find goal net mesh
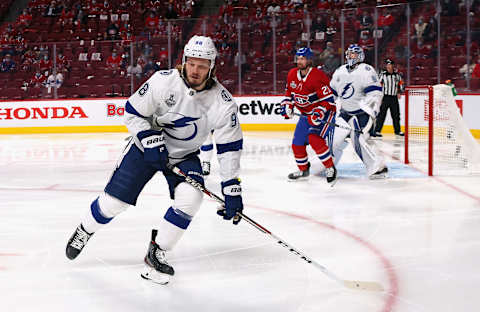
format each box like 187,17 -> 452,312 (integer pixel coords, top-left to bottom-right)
405,84 -> 480,175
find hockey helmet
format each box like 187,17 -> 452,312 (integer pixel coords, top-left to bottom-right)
345,44 -> 365,67
384,58 -> 395,65
295,47 -> 313,59
183,35 -> 217,70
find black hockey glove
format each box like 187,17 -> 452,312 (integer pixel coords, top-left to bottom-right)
137,130 -> 169,171
218,178 -> 243,225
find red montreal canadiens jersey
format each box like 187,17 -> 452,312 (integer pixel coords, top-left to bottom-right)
285,67 -> 335,115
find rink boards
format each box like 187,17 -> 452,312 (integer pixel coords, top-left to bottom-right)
0,95 -> 479,137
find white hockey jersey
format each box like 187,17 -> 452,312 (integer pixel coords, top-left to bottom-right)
124,69 -> 242,181
330,63 -> 383,116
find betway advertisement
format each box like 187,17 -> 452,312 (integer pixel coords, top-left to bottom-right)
0,95 -> 479,132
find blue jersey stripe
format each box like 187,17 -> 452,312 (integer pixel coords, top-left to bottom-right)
364,85 -> 382,93
200,144 -> 214,152
125,100 -> 146,118
216,139 -> 243,154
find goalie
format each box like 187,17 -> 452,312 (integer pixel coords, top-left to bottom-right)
329,44 -> 388,178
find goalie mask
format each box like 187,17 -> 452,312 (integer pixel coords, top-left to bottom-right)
345,44 -> 365,68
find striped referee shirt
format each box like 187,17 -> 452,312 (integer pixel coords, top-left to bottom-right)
379,70 -> 403,96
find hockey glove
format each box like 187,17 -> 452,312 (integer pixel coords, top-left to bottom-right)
280,99 -> 294,119
137,130 -> 169,171
218,178 -> 243,225
307,107 -> 327,126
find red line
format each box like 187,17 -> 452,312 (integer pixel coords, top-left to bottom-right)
0,185 -> 397,310
246,204 -> 398,312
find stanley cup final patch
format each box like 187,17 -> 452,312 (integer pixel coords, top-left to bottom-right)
165,92 -> 176,107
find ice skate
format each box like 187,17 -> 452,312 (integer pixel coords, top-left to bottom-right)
66,224 -> 93,260
141,229 -> 174,285
288,166 -> 310,181
325,166 -> 337,186
202,161 -> 211,176
369,167 -> 388,179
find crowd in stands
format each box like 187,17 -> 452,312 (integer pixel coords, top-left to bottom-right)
0,0 -> 479,99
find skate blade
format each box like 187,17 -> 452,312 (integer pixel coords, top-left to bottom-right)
287,176 -> 309,182
369,173 -> 388,180
141,266 -> 171,285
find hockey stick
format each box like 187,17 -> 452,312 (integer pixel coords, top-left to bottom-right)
166,163 -> 384,292
294,112 -> 364,134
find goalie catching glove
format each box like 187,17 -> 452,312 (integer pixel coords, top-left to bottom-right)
217,178 -> 243,225
280,99 -> 294,119
137,130 -> 169,171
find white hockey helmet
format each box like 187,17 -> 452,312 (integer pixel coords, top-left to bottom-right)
182,35 -> 217,70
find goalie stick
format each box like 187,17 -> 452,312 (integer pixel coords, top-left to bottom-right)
293,112 -> 364,134
167,163 -> 384,292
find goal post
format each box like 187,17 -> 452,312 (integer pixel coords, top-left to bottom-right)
404,84 -> 480,176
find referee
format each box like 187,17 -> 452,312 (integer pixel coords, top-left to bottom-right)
373,58 -> 404,137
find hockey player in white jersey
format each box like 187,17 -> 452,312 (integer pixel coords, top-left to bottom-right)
65,35 -> 244,284
329,44 -> 388,178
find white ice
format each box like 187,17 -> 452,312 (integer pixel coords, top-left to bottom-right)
0,131 -> 479,312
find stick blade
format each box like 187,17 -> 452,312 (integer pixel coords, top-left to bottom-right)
343,280 -> 384,292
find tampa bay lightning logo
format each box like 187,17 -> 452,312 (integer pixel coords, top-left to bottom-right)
341,82 -> 355,99
157,113 -> 200,141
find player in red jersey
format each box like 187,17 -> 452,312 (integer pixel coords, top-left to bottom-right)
280,47 -> 337,185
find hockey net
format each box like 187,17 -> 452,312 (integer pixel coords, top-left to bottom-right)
405,84 -> 480,176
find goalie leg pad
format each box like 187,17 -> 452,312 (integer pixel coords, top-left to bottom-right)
348,114 -> 386,176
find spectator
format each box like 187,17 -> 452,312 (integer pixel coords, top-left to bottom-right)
423,16 -> 437,42
359,11 -> 373,29
17,9 -> 33,28
311,15 -> 326,33
165,4 -> 178,19
38,55 -> 52,72
414,16 -> 427,39
459,56 -> 475,78
0,54 -> 16,73
59,7 -> 75,27
234,51 -> 247,73
127,59 -> 142,78
267,1 -> 281,16
145,11 -> 159,30
159,46 -> 168,62
318,41 -> 334,63
322,52 -> 340,75
46,71 -> 64,91
143,59 -> 160,77
472,56 -> 480,79
106,50 -> 122,69
44,0 -> 62,17
278,36 -> 293,54
105,22 -> 120,40
29,71 -> 47,88
378,10 -> 395,32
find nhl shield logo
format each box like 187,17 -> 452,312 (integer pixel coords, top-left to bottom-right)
165,93 -> 176,107
290,81 -> 297,89
221,89 -> 232,102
